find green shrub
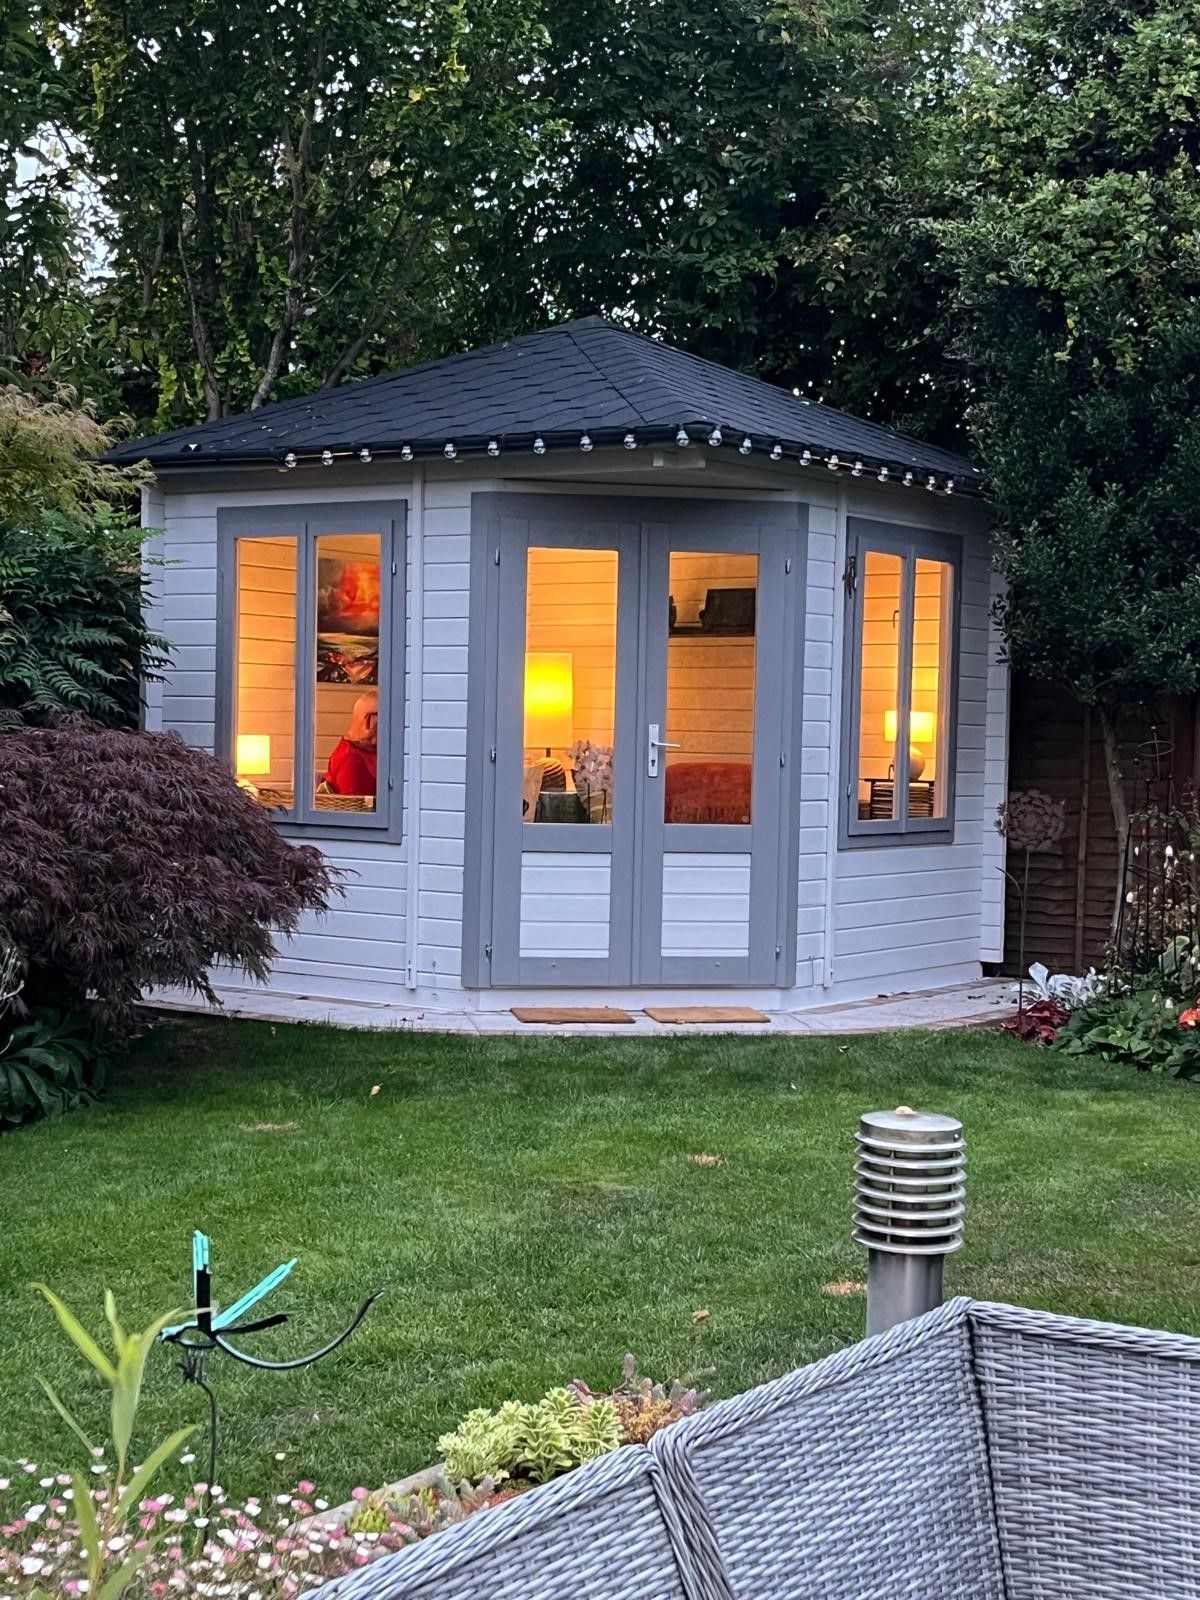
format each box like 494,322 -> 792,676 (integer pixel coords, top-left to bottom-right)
438,1388 -> 623,1486
0,1006 -> 109,1129
1055,991 -> 1200,1079
0,510 -> 168,729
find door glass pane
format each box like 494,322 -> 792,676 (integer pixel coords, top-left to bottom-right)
234,535 -> 297,810
314,533 -> 382,812
910,558 -> 953,820
664,551 -> 756,824
856,550 -> 903,821
523,546 -> 618,823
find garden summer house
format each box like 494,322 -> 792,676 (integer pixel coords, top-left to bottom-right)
111,319 -> 1008,1017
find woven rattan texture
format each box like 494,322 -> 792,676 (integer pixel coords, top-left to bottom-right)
652,1304 -> 1006,1599
319,1445 -> 720,1600
971,1304 -> 1200,1600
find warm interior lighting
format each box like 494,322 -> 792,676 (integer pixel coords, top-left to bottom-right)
524,652 -> 574,751
236,733 -> 272,776
884,709 -> 936,746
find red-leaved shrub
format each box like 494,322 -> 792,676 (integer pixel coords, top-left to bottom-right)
0,724 -> 335,1025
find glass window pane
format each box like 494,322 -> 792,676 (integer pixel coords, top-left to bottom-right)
910,558 -> 953,820
523,546 -> 617,823
235,536 -> 297,811
664,551 -> 756,825
856,550 -> 903,821
314,533 -> 382,813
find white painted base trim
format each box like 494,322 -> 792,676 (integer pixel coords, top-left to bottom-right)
146,975 -> 1012,1036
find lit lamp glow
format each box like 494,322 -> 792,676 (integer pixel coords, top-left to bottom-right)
236,733 -> 271,795
884,709 -> 936,780
524,653 -> 574,754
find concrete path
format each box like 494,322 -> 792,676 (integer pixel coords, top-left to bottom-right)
149,979 -> 1017,1037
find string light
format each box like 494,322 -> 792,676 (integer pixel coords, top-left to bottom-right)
925,474 -> 936,491
852,460 -> 863,477
487,439 -> 500,457
444,441 -> 457,459
770,443 -> 783,461
827,454 -> 840,471
877,466 -> 889,482
739,437 -> 752,455
675,427 -> 689,447
945,478 -> 955,495
623,432 -> 637,449
283,452 -> 297,469
533,436 -> 546,455
800,450 -> 812,466
903,470 -> 914,486
401,444 -> 413,462
358,447 -> 372,464
580,433 -> 593,452
707,427 -> 722,447
321,450 -> 334,467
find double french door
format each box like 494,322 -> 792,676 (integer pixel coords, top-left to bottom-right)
464,494 -> 805,988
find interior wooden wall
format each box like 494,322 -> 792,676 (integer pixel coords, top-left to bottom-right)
1001,676 -> 1197,974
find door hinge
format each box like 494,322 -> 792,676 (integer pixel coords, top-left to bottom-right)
391,560 -> 398,576
784,557 -> 792,574
842,552 -> 857,596
484,943 -> 493,961
776,944 -> 782,958
780,751 -> 787,768
489,746 -> 497,763
494,546 -> 501,565
387,776 -> 395,791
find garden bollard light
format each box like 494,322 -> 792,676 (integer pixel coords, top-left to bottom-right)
854,1106 -> 966,1337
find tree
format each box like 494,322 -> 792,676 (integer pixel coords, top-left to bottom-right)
0,724 -> 336,1024
62,0 -> 552,424
933,0 -> 1200,917
491,0 -> 972,445
0,8 -> 100,393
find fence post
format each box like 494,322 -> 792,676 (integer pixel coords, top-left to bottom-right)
854,1106 -> 966,1337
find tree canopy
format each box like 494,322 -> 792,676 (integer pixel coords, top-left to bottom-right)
9,0 -> 1200,807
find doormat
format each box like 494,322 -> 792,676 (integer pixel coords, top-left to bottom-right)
644,1006 -> 770,1024
510,1006 -> 638,1025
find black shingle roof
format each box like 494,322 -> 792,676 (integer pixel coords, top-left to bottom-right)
104,317 -> 979,488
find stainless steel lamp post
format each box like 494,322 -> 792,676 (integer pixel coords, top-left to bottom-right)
854,1106 -> 966,1337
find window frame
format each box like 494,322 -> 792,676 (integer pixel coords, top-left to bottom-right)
216,501 -> 406,840
839,517 -> 961,849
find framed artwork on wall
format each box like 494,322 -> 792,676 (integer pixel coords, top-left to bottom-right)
316,554 -> 381,684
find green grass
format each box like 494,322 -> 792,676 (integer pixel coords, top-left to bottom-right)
1,1017 -> 1198,1503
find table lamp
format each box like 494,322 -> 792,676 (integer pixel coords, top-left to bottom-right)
236,732 -> 271,797
524,653 -> 574,756
884,709 -> 936,780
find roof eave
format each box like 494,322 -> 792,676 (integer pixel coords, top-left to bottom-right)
112,422 -> 982,495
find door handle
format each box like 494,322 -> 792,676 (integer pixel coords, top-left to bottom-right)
647,723 -> 681,778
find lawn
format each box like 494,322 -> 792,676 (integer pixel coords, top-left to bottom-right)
1,1016 -> 1197,1505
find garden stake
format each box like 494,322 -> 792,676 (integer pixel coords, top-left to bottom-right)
854,1107 -> 966,1337
161,1231 -> 381,1498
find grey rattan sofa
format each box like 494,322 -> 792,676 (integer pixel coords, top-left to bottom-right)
322,1297 -> 1200,1600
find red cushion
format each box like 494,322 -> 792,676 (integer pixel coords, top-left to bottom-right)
664,762 -> 752,825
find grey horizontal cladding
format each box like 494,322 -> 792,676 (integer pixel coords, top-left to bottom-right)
106,320 -> 980,488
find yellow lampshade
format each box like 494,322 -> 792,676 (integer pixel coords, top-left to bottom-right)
884,709 -> 936,746
524,653 -> 574,750
236,733 -> 272,776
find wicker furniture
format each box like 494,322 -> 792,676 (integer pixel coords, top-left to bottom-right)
319,1298 -> 1200,1600
321,1445 -> 720,1600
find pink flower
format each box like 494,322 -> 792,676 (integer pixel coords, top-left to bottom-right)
350,1488 -> 368,1501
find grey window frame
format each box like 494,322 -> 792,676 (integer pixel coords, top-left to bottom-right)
839,516 -> 961,849
216,501 -> 405,841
